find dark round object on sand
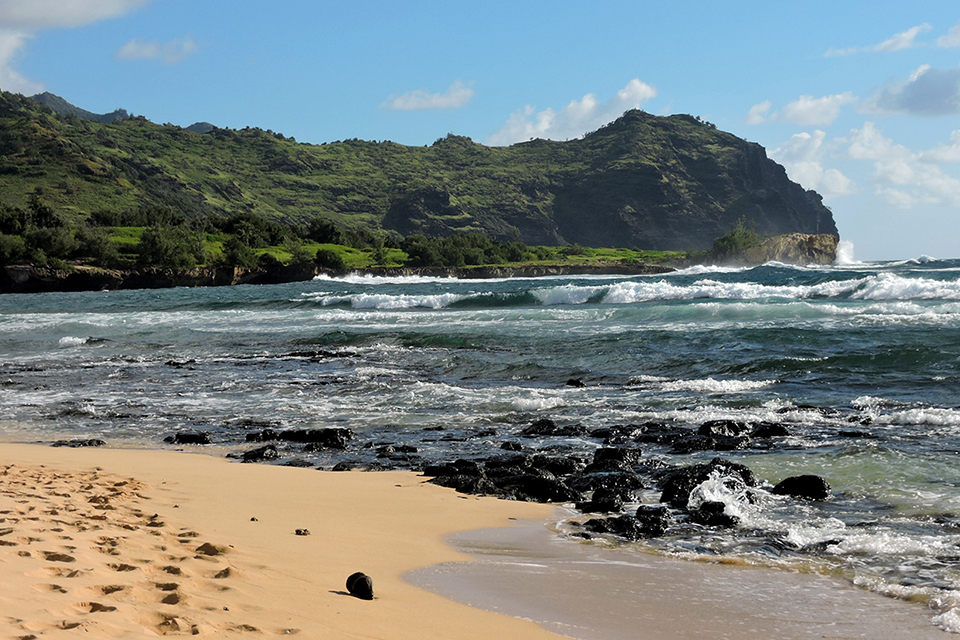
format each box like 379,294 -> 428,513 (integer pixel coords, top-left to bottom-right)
346,571 -> 374,600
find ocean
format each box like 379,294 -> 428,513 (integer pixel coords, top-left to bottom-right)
3,245 -> 960,632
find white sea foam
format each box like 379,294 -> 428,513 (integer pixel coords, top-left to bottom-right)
315,292 -> 465,309
511,395 -> 566,412
659,377 -> 776,394
933,607 -> 960,634
851,273 -> 960,301
834,240 -> 857,265
532,284 -> 605,306
58,336 -> 88,347
880,407 -> 960,427
668,264 -> 748,276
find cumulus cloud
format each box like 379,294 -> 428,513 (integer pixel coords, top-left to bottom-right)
487,78 -> 658,146
0,29 -> 41,93
771,130 -> 856,198
0,0 -> 149,29
937,21 -> 960,48
115,37 -> 198,65
381,80 -> 474,111
861,65 -> 960,116
745,100 -> 771,124
921,130 -> 960,163
746,93 -> 855,126
779,92 -> 856,125
845,122 -> 960,207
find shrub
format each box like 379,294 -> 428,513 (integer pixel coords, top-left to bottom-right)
223,235 -> 257,268
0,233 -> 27,264
712,217 -> 760,256
315,248 -> 346,271
138,226 -> 206,269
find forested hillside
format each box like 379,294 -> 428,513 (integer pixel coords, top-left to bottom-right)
0,91 -> 836,253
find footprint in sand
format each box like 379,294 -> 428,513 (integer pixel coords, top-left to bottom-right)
96,585 -> 126,595
71,601 -> 118,614
32,583 -> 68,594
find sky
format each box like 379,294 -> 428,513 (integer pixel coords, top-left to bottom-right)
2,1 -> 960,260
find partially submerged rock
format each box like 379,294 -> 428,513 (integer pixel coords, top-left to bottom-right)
772,474 -> 831,501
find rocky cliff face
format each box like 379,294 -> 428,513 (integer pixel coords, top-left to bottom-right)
725,233 -> 839,266
544,112 -> 837,250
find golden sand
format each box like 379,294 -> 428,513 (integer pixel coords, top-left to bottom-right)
0,443 -> 558,639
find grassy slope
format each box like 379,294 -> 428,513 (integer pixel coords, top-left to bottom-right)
0,91 -> 830,254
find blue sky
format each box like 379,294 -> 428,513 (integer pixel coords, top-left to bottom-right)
2,1 -> 960,260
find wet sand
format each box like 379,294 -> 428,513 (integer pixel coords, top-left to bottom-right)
409,517 -> 949,640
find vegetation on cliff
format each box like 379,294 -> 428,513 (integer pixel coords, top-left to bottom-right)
0,90 -> 836,257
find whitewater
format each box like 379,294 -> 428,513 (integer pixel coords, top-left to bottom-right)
2,255 -> 960,631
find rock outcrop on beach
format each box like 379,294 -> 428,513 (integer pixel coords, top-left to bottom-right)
721,233 -> 839,266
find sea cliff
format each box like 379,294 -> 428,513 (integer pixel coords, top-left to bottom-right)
0,233 -> 839,294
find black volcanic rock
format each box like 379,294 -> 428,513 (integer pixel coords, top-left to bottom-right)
772,475 -> 831,501
659,458 -> 759,508
164,431 -> 212,445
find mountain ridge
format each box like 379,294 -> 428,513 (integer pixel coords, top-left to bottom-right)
0,91 -> 837,251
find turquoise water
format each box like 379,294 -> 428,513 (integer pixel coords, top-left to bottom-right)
2,255 -> 960,629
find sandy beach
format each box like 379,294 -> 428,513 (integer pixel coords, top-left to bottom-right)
0,442 -> 558,639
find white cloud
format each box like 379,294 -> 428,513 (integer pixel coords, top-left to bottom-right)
921,130 -> 960,163
381,80 -> 474,111
746,93 -> 855,127
0,0 -> 151,94
937,21 -> 960,48
823,47 -> 858,58
823,23 -> 932,57
872,23 -> 931,52
0,0 -> 149,29
0,29 -> 41,93
846,122 -> 960,207
861,65 -> 960,116
745,100 -> 771,124
115,37 -> 198,65
487,78 -> 658,146
771,130 -> 856,198
778,92 -> 855,125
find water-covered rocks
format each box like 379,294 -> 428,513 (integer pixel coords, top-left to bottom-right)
51,438 -> 105,448
422,453 -> 583,503
245,427 -> 355,450
691,501 -> 739,527
658,457 -> 759,508
772,474 -> 831,500
227,444 -> 279,463
164,431 -> 212,445
634,505 -> 670,536
582,505 -> 672,540
521,418 -> 587,438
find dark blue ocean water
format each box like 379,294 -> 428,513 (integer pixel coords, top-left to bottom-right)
2,251 -> 960,629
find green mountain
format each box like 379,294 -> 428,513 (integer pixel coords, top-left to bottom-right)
29,92 -> 131,124
0,91 -> 836,250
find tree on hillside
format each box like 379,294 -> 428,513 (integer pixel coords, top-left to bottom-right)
138,226 -> 206,269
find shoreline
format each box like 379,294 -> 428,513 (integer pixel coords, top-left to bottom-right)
0,261 -> 676,294
3,442 -> 949,640
411,520 -> 950,640
0,442 -> 558,639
